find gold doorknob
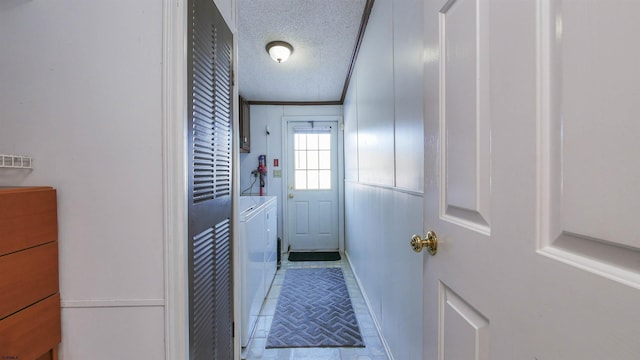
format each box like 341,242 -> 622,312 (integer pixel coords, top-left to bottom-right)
288,193 -> 294,199
410,231 -> 438,255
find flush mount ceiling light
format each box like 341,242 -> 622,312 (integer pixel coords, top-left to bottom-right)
266,41 -> 294,63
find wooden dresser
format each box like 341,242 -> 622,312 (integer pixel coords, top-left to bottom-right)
0,187 -> 61,360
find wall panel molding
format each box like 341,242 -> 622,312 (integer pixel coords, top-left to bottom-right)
345,179 -> 424,197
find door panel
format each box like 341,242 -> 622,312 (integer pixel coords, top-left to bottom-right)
439,0 -> 491,233
318,201 -> 332,234
187,0 -> 233,358
294,202 -> 309,234
537,0 -> 640,286
440,284 -> 489,360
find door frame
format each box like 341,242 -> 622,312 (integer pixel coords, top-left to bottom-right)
281,115 -> 345,254
162,0 -> 189,358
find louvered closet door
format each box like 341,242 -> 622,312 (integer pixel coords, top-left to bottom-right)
187,0 -> 234,358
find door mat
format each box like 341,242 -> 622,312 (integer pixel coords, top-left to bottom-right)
266,268 -> 364,348
288,251 -> 341,262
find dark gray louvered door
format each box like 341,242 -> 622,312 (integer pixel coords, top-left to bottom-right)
187,0 -> 233,358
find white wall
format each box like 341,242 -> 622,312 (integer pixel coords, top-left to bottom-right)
239,105 -> 343,246
343,0 -> 425,358
0,0 -> 236,358
0,1 -> 164,358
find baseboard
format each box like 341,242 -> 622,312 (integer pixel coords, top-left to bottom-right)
344,251 -> 395,360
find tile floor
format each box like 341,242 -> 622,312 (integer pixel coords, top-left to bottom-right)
243,255 -> 389,360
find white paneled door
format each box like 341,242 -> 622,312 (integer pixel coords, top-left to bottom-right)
286,121 -> 339,251
423,0 -> 640,359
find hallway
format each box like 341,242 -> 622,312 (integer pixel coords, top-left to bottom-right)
244,255 -> 388,360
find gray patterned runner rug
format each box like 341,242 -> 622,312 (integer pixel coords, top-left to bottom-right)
266,267 -> 365,348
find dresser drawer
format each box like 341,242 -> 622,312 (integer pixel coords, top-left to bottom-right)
0,242 -> 59,319
0,187 -> 57,256
0,294 -> 61,359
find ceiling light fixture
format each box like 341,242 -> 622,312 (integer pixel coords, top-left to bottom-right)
266,41 -> 293,63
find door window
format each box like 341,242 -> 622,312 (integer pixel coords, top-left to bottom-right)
294,129 -> 332,190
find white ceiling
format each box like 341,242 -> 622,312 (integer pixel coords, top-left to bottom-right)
237,0 -> 367,103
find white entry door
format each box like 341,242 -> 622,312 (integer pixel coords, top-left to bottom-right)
286,121 -> 339,251
422,0 -> 640,359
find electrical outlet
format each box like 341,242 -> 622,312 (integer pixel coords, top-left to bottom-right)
273,170 -> 282,178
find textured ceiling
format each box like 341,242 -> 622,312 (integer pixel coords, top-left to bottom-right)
237,0 -> 367,103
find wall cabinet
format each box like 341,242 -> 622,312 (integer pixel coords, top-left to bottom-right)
239,96 -> 251,153
0,187 -> 60,359
238,196 -> 277,347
